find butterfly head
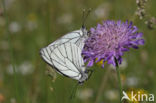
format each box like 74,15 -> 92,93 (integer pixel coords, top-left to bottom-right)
81,27 -> 88,39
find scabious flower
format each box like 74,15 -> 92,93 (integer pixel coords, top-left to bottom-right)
82,20 -> 145,67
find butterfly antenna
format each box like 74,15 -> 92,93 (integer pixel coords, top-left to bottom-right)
69,82 -> 79,100
82,8 -> 91,29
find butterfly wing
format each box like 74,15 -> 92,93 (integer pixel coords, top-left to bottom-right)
40,43 -> 85,81
48,28 -> 87,50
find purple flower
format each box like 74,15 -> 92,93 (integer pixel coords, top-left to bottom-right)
82,20 -> 145,67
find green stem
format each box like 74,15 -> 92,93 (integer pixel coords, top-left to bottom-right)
115,58 -> 122,103
2,0 -> 20,102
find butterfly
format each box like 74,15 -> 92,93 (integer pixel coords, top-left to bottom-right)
40,9 -> 92,84
47,8 -> 91,50
48,27 -> 88,50
40,42 -> 89,84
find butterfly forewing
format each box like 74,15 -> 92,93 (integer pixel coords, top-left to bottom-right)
48,28 -> 87,50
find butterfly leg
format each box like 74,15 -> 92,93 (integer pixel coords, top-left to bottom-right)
86,69 -> 94,80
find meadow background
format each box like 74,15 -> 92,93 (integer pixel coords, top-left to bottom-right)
0,0 -> 156,103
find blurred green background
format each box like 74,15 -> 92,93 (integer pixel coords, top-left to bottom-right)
0,0 -> 156,103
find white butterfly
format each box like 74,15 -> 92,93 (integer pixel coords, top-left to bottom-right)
40,9 -> 91,83
40,42 -> 88,83
48,27 -> 88,50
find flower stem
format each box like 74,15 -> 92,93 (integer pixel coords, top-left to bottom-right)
115,58 -> 122,103
2,0 -> 20,102
94,68 -> 110,103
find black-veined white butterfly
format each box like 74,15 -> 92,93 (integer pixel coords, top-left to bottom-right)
47,9 -> 91,50
48,27 -> 88,50
40,9 -> 92,84
40,42 -> 89,83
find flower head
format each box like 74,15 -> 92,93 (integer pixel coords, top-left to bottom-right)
82,20 -> 145,67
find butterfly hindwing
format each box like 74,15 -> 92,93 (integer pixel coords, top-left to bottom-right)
40,42 -> 85,81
